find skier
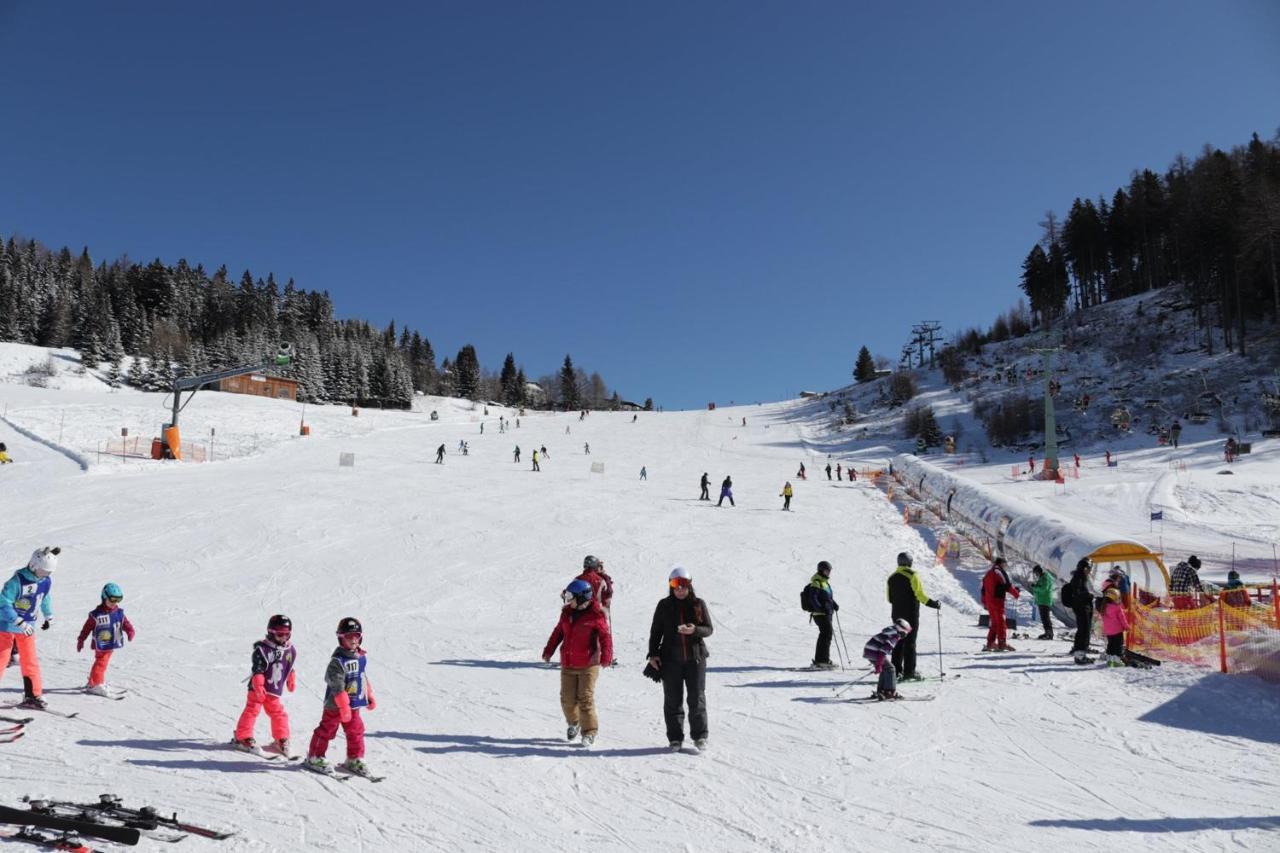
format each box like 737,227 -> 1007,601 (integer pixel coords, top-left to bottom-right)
1029,565 -> 1056,639
75,582 -> 136,697
0,442 -> 11,464
305,617 -> 377,777
513,446 -> 521,463
648,567 -> 713,752
981,557 -> 1020,651
584,443 -> 590,454
780,481 -> 793,511
1028,455 -> 1035,474
885,552 -> 940,681
801,561 -> 838,669
1222,570 -> 1252,607
540,445 -> 549,458
640,466 -> 647,480
0,546 -> 58,709
542,579 -> 613,748
699,472 -> 710,501
576,556 -> 615,628
863,618 -> 913,700
462,442 -> 469,456
836,463 -> 842,481
797,463 -> 806,480
565,425 -> 571,435
1104,449 -> 1111,466
532,449 -> 540,472
1224,437 -> 1237,463
849,466 -> 857,482
1099,588 -> 1130,668
458,440 -> 466,452
435,444 -> 445,464
825,463 -> 832,480
632,414 -> 637,423
1065,559 -> 1096,664
480,422 -> 484,434
232,615 -> 297,756
1170,555 -> 1208,610
716,476 -> 734,507
741,417 -> 746,426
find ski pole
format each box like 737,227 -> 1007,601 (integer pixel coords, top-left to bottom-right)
834,611 -> 853,671
937,606 -> 944,678
831,618 -> 847,672
834,669 -> 875,697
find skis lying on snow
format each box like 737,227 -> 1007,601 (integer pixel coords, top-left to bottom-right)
0,728 -> 25,744
1123,649 -> 1162,668
21,796 -> 234,841
0,826 -> 100,853
0,702 -> 78,719
0,804 -> 140,846
0,714 -> 35,725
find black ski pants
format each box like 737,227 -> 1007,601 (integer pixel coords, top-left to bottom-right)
661,659 -> 708,743
700,485 -> 709,500
1038,604 -> 1053,637
891,614 -> 920,677
812,614 -> 833,665
1072,604 -> 1093,652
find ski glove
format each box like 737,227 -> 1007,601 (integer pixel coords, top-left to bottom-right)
366,686 -> 377,711
20,622 -> 35,636
250,673 -> 266,703
76,638 -> 84,652
41,618 -> 53,631
926,599 -> 941,609
286,670 -> 296,693
334,690 -> 352,723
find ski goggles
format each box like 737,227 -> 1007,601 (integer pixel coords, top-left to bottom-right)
268,628 -> 292,642
105,595 -> 123,604
339,631 -> 363,642
669,577 -> 691,590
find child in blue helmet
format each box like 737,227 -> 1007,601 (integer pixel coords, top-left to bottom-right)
76,582 -> 136,696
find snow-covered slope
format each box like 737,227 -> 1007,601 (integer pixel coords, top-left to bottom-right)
2,349 -> 1279,852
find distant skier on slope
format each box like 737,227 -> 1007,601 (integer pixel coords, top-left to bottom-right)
780,481 -> 793,511
886,552 -> 939,681
232,614 -> 296,756
435,444 -> 445,464
305,617 -> 377,777
825,463 -> 832,480
716,476 -> 734,507
648,567 -> 713,752
699,473 -> 710,501
0,546 -> 58,710
513,445 -> 521,463
532,449 -> 540,472
75,582 -> 136,697
542,579 -> 613,748
863,618 -> 913,700
0,442 -> 11,464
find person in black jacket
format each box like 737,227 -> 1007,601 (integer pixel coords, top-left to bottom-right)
1066,558 -> 1096,664
885,552 -> 940,680
699,472 -> 710,501
647,566 -> 714,751
804,561 -> 838,669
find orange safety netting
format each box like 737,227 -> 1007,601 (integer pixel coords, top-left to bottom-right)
1126,585 -> 1280,682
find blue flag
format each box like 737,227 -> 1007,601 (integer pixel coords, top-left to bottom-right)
1150,510 -> 1163,521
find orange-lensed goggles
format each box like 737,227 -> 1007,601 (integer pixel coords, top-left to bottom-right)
669,577 -> 691,589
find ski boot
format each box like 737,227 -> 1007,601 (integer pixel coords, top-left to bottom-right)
668,740 -> 682,752
230,736 -> 261,754
1073,652 -> 1094,666
580,734 -> 595,748
303,755 -> 333,774
17,695 -> 48,711
85,684 -> 112,697
566,723 -> 580,742
268,737 -> 294,758
997,644 -> 1016,652
693,738 -> 708,752
811,660 -> 838,671
900,672 -> 924,682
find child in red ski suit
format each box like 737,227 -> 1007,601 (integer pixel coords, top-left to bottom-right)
75,582 -> 135,696
305,617 -> 377,775
232,615 -> 297,755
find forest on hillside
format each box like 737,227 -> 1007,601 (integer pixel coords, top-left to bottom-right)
0,237 -> 623,410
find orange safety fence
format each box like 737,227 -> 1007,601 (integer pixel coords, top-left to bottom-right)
1127,582 -> 1280,682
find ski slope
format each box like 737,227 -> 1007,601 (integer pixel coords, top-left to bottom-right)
2,364 -> 1280,851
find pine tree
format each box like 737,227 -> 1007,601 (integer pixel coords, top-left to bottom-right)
854,346 -> 876,383
559,354 -> 579,410
499,352 -> 518,405
454,344 -> 481,400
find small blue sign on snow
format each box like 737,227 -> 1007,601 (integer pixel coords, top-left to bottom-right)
1150,510 -> 1163,521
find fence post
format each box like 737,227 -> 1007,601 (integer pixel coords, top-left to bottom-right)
1273,578 -> 1279,627
1217,596 -> 1228,674
1128,585 -> 1140,649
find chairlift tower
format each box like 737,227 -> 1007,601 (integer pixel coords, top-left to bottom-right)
912,321 -> 943,368
162,343 -> 294,459
1029,345 -> 1063,478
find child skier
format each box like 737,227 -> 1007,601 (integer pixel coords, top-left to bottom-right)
863,618 -> 913,700
0,442 -> 11,463
232,614 -> 297,756
75,582 -> 136,697
1099,588 -> 1129,668
0,546 -> 59,709
543,579 -> 613,747
780,481 -> 793,511
305,617 -> 377,776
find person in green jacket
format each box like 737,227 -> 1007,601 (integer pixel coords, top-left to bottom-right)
1030,564 -> 1056,639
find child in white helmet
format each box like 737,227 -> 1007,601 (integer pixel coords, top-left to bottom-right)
862,618 -> 913,700
0,546 -> 59,710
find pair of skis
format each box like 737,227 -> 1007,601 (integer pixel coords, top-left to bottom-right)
0,826 -> 98,852
1,722 -> 26,744
19,794 -> 235,841
0,703 -> 78,719
302,760 -> 385,783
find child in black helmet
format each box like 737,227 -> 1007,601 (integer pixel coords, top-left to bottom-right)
305,617 -> 378,777
231,614 -> 296,756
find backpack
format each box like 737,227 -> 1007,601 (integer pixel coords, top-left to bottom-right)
801,584 -> 824,613
1060,581 -> 1075,608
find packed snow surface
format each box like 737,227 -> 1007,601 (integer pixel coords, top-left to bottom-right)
2,347 -> 1279,852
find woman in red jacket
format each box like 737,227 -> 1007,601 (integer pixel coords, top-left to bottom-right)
542,579 -> 613,748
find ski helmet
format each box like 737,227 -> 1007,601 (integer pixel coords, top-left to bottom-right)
583,555 -> 601,570
1076,558 -> 1091,572
817,560 -> 833,576
337,616 -> 362,635
28,546 -> 60,577
1031,564 -> 1044,576
894,618 -> 912,634
268,614 -> 292,633
668,566 -> 692,588
101,582 -> 123,601
897,552 -> 913,568
1104,588 -> 1121,603
564,578 -> 593,605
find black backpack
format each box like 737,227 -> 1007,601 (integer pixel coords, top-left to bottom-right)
801,584 -> 824,613
1060,581 -> 1075,608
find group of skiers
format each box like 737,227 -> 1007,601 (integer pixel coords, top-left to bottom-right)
823,462 -> 856,481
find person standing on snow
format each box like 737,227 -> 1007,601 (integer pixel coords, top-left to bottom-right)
435,444 -> 445,464
717,476 -> 734,507
1029,565 -> 1056,639
577,556 -> 615,629
648,567 -> 713,752
0,546 -> 58,710
513,446 -> 521,463
304,617 -> 378,777
699,473 -> 710,501
1099,588 -> 1130,668
802,561 -> 838,669
1065,559 -> 1097,664
780,481 -> 793,511
863,618 -> 913,700
75,582 -> 136,697
1170,555 -> 1209,610
532,449 -> 540,472
796,463 -> 806,480
825,463 -> 832,480
981,557 -> 1020,651
836,463 -> 843,481
232,614 -> 297,756
542,579 -> 613,748
886,552 -> 940,681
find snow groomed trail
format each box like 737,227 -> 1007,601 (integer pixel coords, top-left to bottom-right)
1,391 -> 1279,852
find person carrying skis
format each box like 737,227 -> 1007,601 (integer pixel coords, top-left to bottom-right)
75,582 -> 136,697
981,557 -> 1020,651
1029,565 -> 1056,639
0,546 -> 58,709
699,472 -> 710,501
542,579 -> 613,747
305,617 -> 377,776
648,567 -> 713,752
1065,559 -> 1097,664
780,481 -> 793,511
435,444 -> 445,464
1170,555 -> 1209,610
885,552 -> 940,681
232,615 -> 297,756
802,561 -> 838,669
863,618 -> 913,700
1099,588 -> 1129,668
717,476 -> 734,507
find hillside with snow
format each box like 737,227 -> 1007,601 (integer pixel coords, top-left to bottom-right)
1,333 -> 1279,852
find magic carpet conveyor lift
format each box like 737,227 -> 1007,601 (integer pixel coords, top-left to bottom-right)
158,343 -> 294,460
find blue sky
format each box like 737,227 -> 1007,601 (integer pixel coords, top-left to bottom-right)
1,2 -> 1277,409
